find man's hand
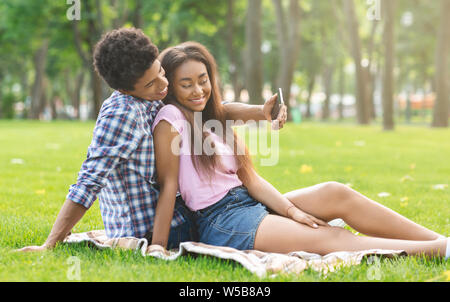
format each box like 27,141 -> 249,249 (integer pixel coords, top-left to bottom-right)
14,199 -> 86,254
262,94 -> 287,130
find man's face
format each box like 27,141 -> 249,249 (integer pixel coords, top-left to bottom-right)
121,59 -> 169,101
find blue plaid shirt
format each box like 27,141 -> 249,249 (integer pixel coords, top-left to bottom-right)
67,91 -> 185,239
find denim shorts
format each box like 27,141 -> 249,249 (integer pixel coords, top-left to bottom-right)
194,186 -> 269,251
145,195 -> 199,250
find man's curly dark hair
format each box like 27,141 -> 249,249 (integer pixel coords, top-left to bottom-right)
93,28 -> 159,91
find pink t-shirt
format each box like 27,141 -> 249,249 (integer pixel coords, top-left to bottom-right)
151,104 -> 243,211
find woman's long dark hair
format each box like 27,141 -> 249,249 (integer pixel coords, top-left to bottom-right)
159,41 -> 254,184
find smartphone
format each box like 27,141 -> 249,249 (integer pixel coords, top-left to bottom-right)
271,88 -> 285,120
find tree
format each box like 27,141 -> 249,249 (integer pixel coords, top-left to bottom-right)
71,1 -> 106,120
315,1 -> 341,121
225,0 -> 244,101
342,0 -> 370,124
382,0 -> 396,131
272,0 -> 302,119
244,0 -> 263,104
297,35 -> 321,119
29,39 -> 49,119
364,19 -> 380,120
337,60 -> 347,120
432,0 -> 450,128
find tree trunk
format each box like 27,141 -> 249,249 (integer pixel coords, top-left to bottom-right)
366,20 -> 379,121
366,66 -> 377,119
244,0 -> 263,104
322,63 -> 335,121
432,0 -> 450,128
132,0 -> 143,28
90,70 -> 103,120
342,0 -> 369,124
0,76 -> 3,118
273,0 -> 301,120
382,0 -> 396,131
74,72 -> 84,119
29,39 -> 49,119
338,60 -> 345,120
226,0 -> 242,101
66,70 -> 85,120
305,75 -> 316,119
50,95 -> 58,120
111,0 -> 129,29
39,77 -> 48,120
72,0 -> 105,120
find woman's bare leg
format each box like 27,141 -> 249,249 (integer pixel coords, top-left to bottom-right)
254,214 -> 447,257
283,181 -> 445,241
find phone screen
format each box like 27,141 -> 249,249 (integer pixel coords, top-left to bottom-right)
271,88 -> 284,120
278,88 -> 285,105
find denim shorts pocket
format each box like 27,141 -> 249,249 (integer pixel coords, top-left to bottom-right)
197,197 -> 269,250
212,201 -> 257,235
223,195 -> 242,211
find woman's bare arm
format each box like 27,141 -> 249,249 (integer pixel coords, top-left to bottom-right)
223,94 -> 287,129
151,120 -> 181,248
242,169 -> 328,229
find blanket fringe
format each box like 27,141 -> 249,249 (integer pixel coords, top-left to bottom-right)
64,230 -> 407,277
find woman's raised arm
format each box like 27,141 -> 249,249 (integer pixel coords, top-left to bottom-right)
223,94 -> 287,129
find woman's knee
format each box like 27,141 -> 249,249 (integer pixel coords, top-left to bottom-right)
319,181 -> 354,215
321,181 -> 354,201
313,226 -> 356,254
321,181 -> 350,194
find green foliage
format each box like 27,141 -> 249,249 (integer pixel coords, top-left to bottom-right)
1,93 -> 15,119
396,0 -> 439,90
0,0 -> 447,124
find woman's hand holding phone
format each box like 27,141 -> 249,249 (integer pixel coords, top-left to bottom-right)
263,89 -> 287,130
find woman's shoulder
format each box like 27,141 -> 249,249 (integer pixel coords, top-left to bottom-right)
152,104 -> 187,134
156,104 -> 185,119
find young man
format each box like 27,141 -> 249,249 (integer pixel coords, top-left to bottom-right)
18,28 -> 286,251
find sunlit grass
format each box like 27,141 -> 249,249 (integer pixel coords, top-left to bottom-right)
0,120 -> 448,281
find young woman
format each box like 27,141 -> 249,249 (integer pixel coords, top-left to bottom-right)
150,41 -> 449,259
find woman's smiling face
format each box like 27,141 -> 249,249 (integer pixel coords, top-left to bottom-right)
172,60 -> 211,112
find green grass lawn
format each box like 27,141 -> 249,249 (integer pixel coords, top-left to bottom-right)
0,120 -> 449,282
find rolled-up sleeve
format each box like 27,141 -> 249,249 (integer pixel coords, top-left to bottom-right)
67,104 -> 143,209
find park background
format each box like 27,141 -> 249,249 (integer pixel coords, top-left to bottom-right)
0,0 -> 449,127
0,0 -> 449,282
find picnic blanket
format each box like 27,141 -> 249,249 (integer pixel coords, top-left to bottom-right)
64,230 -> 407,277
